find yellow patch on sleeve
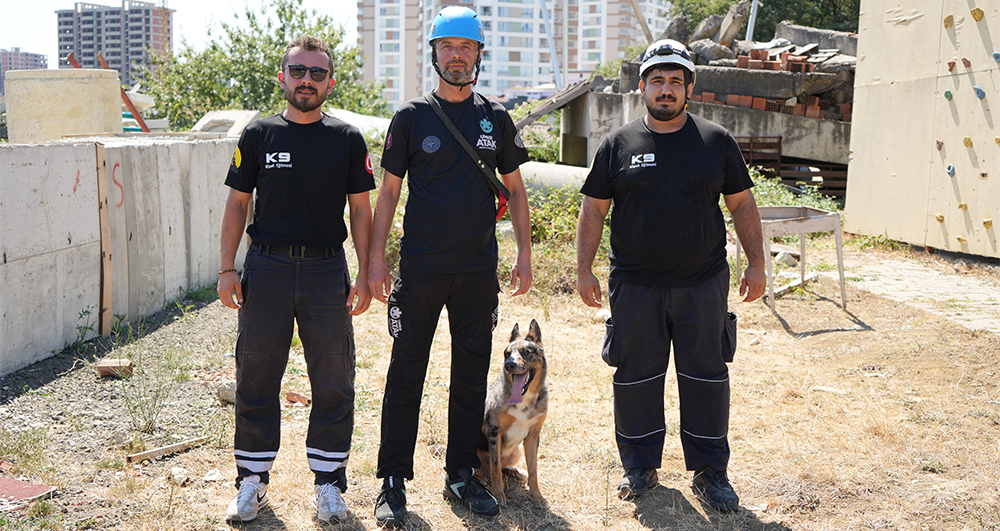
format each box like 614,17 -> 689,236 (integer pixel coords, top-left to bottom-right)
233,147 -> 242,168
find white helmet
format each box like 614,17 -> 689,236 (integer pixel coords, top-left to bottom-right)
639,39 -> 696,83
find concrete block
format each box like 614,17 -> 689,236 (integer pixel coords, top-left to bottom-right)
694,65 -> 843,100
5,70 -> 122,143
775,21 -> 857,57
190,110 -> 262,138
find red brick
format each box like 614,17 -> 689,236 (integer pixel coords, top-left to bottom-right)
835,103 -> 852,114
788,61 -> 806,73
752,97 -> 767,110
806,105 -> 821,118
842,114 -> 852,122
690,94 -> 701,101
748,59 -> 763,69
780,105 -> 794,114
749,49 -> 768,61
793,104 -> 806,116
739,95 -> 753,107
737,55 -> 749,68
702,92 -> 716,102
765,100 -> 783,112
726,94 -> 740,106
800,94 -> 819,106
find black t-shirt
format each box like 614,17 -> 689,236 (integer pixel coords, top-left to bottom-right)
580,113 -> 753,288
226,113 -> 375,249
380,91 -> 529,273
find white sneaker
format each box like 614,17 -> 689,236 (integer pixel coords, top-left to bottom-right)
314,483 -> 348,522
226,475 -> 269,522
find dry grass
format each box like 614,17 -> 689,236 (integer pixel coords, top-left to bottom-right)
9,236 -> 1000,530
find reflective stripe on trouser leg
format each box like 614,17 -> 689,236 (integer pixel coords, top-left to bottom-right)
297,253 -> 355,490
608,282 -> 672,469
444,271 -> 499,476
234,246 -> 295,485
672,268 -> 731,471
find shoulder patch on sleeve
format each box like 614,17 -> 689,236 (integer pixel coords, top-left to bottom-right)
365,153 -> 374,174
232,146 -> 242,169
514,132 -> 525,149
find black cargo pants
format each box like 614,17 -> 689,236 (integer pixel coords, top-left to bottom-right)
603,268 -> 732,473
376,269 -> 499,480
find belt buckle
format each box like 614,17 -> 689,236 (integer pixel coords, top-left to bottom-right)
289,246 -> 305,258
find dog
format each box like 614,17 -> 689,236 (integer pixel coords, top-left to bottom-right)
476,319 -> 548,508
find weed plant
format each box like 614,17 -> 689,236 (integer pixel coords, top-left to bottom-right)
0,426 -> 47,472
118,345 -> 180,433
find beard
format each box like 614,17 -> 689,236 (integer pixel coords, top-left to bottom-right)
284,84 -> 325,113
440,59 -> 475,85
645,91 -> 686,122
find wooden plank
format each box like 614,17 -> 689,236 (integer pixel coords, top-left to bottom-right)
95,143 -> 113,336
126,436 -> 209,463
774,272 -> 819,298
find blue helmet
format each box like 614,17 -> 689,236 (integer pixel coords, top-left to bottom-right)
428,6 -> 485,47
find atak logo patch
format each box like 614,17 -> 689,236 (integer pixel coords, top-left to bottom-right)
422,135 -> 441,153
629,153 -> 656,169
480,118 -> 493,133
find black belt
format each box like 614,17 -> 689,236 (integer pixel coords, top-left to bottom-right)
253,243 -> 341,258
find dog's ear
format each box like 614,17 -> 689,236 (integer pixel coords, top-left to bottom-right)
525,318 -> 542,344
510,323 -> 521,342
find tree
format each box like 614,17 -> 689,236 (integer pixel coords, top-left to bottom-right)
590,43 -> 647,81
672,0 -> 860,43
138,0 -> 388,131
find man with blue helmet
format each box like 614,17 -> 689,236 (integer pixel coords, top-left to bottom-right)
576,39 -> 765,511
368,5 -> 532,527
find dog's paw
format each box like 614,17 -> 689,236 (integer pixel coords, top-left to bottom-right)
530,492 -> 549,509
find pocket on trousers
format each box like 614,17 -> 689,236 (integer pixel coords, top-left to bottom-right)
387,277 -> 405,338
601,316 -> 620,367
722,311 -> 738,363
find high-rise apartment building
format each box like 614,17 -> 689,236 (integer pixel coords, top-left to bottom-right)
358,0 -> 671,111
0,48 -> 49,96
56,1 -> 174,87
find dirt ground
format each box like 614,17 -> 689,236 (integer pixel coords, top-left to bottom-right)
2,237 -> 1000,530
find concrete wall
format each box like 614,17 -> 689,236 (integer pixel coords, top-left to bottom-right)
561,91 -> 851,167
845,0 -> 1000,257
0,137 -> 239,376
775,21 -> 859,57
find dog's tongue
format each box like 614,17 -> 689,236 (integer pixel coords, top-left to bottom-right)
508,373 -> 528,405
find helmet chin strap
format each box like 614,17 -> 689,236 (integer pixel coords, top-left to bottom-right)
431,48 -> 481,89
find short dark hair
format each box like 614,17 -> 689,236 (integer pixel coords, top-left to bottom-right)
641,64 -> 693,86
281,35 -> 334,73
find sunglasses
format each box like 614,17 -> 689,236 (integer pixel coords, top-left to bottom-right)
286,64 -> 330,82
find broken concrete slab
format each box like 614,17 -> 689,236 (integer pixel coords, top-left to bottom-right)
690,14 -> 724,44
776,21 -> 857,57
814,54 -> 857,73
715,0 -> 750,46
694,66 -> 844,99
190,110 -> 262,138
657,15 -> 691,46
691,39 -> 736,64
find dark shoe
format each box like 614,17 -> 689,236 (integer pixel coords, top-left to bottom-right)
374,476 -> 407,528
443,468 -> 500,516
692,468 -> 740,511
617,468 -> 658,500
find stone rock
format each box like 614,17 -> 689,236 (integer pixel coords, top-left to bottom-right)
217,381 -> 236,405
813,54 -> 857,73
709,58 -> 739,68
734,40 -> 754,56
170,467 -> 189,487
690,39 -> 736,64
689,14 -> 724,44
716,1 -> 750,45
656,15 -> 690,46
203,469 -> 225,482
775,251 -> 799,267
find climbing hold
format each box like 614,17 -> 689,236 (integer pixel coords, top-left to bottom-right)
936,214 -> 945,223
948,61 -> 956,72
936,139 -> 944,151
982,172 -> 989,179
985,219 -> 993,229
962,58 -> 972,68
944,14 -> 954,28
971,8 -> 984,22
974,86 -> 986,99
994,52 -> 1000,63
945,90 -> 953,100
964,136 -> 973,147
958,202 -> 968,210
957,235 -> 968,244
947,164 -> 956,176
996,137 -> 1000,146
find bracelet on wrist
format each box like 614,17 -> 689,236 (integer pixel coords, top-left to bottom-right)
219,268 -> 237,275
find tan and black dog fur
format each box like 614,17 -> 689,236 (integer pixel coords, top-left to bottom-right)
476,319 -> 548,507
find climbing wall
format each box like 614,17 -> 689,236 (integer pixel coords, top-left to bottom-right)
846,1 -> 1000,256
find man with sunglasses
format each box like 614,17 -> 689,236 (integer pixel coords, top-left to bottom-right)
217,35 -> 375,523
576,39 -> 765,511
367,5 -> 532,528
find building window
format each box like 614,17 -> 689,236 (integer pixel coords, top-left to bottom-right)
379,43 -> 399,52
480,6 -> 492,16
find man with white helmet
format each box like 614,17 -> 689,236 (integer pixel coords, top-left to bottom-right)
368,5 -> 532,527
575,39 -> 765,511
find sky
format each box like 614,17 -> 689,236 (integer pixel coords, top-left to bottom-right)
0,0 -> 359,68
